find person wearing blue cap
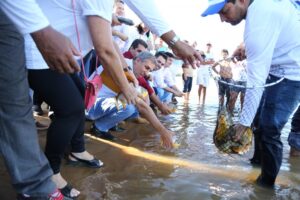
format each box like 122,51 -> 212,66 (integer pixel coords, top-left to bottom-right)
202,0 -> 300,187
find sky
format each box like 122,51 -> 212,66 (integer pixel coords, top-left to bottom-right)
125,0 -> 245,59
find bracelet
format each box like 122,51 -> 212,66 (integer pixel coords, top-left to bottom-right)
123,66 -> 132,72
169,35 -> 180,47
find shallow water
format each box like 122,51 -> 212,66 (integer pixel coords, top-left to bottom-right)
0,78 -> 299,200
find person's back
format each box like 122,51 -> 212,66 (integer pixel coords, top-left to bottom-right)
245,0 -> 300,89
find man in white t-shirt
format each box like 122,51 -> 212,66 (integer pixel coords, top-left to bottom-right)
152,52 -> 183,103
202,0 -> 300,187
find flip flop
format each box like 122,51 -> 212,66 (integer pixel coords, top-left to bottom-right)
59,184 -> 80,199
68,153 -> 104,168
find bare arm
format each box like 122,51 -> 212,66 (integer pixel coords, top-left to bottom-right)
149,93 -> 172,115
163,86 -> 183,97
87,16 -> 137,105
112,29 -> 128,41
136,98 -> 173,149
211,62 -> 219,74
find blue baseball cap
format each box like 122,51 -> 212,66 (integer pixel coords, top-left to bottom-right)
201,0 -> 227,17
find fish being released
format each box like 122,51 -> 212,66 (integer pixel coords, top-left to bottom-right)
213,109 -> 253,154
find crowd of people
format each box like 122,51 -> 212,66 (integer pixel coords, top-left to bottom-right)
0,0 -> 299,199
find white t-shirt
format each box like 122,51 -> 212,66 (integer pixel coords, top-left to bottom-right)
123,0 -> 171,37
113,23 -> 130,53
24,0 -> 172,70
115,25 -> 140,53
231,60 -> 247,82
163,67 -> 176,87
239,0 -> 300,126
152,68 -> 166,88
0,0 -> 49,34
25,0 -> 113,70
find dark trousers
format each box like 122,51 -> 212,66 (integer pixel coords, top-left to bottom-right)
288,105 -> 300,149
28,69 -> 86,174
183,76 -> 193,93
252,75 -> 300,185
291,105 -> 300,132
33,92 -> 44,107
0,10 -> 55,196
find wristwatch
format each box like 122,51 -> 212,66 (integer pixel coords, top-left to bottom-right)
169,35 -> 180,47
123,66 -> 132,72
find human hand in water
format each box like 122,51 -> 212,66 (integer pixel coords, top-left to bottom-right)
160,130 -> 174,149
233,123 -> 248,141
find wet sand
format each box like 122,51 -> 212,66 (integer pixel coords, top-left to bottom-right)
1,78 -> 300,199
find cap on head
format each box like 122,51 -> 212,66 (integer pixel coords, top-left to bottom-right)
201,0 -> 227,17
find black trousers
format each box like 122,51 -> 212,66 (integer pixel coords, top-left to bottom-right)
28,69 -> 86,174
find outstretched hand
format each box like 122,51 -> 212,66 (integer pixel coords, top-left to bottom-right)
171,41 -> 203,68
160,131 -> 174,149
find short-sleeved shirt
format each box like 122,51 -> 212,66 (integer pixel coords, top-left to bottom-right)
25,0 -> 113,70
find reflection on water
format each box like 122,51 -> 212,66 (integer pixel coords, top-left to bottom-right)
0,91 -> 299,199
74,103 -> 300,200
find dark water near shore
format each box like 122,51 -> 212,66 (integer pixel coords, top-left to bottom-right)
0,79 -> 299,199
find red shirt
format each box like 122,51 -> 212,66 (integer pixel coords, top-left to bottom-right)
137,76 -> 154,96
123,51 -> 134,59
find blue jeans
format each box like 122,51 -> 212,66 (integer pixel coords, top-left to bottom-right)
154,87 -> 172,103
288,105 -> 300,150
0,10 -> 55,196
86,97 -> 138,131
253,75 -> 300,185
183,76 -> 193,93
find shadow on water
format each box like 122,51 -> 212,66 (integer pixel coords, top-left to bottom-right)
0,101 -> 300,199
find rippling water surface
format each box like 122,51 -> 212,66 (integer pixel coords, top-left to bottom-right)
66,100 -> 300,200
0,79 -> 299,200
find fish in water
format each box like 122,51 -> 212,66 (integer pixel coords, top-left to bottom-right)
213,109 -> 253,154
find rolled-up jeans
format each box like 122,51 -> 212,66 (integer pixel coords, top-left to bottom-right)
254,75 -> 300,185
0,9 -> 55,196
154,87 -> 172,103
288,105 -> 300,150
86,97 -> 138,132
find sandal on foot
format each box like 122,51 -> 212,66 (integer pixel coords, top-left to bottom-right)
59,184 -> 79,199
68,153 -> 104,168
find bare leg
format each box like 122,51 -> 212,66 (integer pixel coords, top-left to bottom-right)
183,92 -> 188,102
187,92 -> 190,101
198,85 -> 202,104
240,92 -> 245,110
219,95 -> 224,108
202,87 -> 207,105
52,173 -> 80,197
228,91 -> 238,115
70,151 -> 94,161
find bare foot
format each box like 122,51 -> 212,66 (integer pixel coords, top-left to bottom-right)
70,151 -> 94,161
52,173 -> 80,197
